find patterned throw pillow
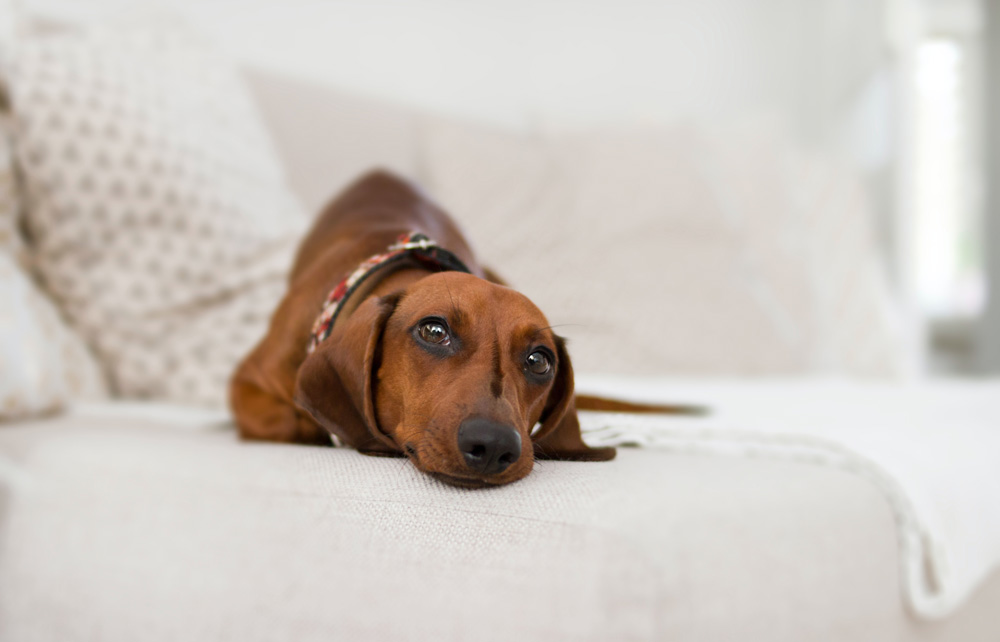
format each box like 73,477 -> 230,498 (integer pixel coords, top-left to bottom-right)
419,120 -> 909,377
4,27 -> 308,407
0,97 -> 106,420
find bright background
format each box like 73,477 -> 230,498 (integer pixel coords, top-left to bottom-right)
12,0 -> 998,376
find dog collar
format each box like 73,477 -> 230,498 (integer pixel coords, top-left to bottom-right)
307,232 -> 471,353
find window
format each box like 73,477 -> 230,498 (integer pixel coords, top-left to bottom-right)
914,36 -> 984,321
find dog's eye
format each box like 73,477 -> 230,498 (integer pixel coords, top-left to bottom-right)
418,319 -> 450,345
525,350 -> 552,375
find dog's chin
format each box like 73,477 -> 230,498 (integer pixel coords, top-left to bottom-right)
404,443 -> 530,488
429,472 -> 500,489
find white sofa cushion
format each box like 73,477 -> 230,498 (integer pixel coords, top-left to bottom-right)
417,119 -> 910,378
0,407 -> 997,641
0,411 -> 922,641
243,66 -> 421,216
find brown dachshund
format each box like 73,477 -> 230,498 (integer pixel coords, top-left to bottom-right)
231,170 -> 679,488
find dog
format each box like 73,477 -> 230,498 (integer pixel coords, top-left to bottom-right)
230,170 -> 688,488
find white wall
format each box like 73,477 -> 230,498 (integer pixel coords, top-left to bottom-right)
17,0 -> 898,256
21,0 -> 889,146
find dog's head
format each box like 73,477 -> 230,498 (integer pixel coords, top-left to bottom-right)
294,271 -> 614,487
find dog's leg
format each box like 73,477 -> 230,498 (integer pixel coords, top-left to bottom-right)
533,419 -> 616,462
230,368 -> 329,446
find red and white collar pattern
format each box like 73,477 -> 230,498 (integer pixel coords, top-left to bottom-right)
306,232 -> 471,353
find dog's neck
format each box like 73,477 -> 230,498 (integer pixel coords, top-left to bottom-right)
334,266 -> 426,323
307,232 -> 471,353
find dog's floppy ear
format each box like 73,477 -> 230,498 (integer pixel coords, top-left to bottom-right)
294,295 -> 400,454
532,337 -> 616,461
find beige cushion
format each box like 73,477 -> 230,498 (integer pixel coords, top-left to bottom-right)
243,66 -> 421,216
3,26 -> 307,406
0,410 -> 997,641
417,119 -> 909,377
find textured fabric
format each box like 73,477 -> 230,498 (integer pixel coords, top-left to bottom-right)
3,27 -> 307,407
0,107 -> 21,259
0,406 -> 997,642
0,96 -> 106,419
417,120 -> 911,378
575,375 -> 1000,619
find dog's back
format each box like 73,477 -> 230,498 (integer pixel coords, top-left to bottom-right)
230,170 -> 482,445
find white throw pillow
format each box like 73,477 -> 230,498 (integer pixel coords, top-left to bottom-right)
0,253 -> 108,419
0,101 -> 106,420
418,119 -> 908,377
4,27 -> 307,407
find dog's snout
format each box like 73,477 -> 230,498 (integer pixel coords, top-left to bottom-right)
457,418 -> 521,475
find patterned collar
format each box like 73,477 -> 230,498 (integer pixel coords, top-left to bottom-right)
307,232 -> 471,353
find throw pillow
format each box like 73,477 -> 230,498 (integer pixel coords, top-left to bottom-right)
4,26 -> 308,407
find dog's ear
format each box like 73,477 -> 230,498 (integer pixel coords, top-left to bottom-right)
532,337 -> 616,461
294,295 -> 400,454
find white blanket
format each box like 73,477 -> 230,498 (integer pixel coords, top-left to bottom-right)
576,376 -> 1000,620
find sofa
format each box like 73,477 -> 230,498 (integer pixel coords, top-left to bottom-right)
1,20 -> 998,642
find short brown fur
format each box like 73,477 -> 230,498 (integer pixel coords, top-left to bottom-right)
230,170 -> 614,487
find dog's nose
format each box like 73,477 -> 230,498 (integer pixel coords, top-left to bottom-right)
457,418 -> 522,475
